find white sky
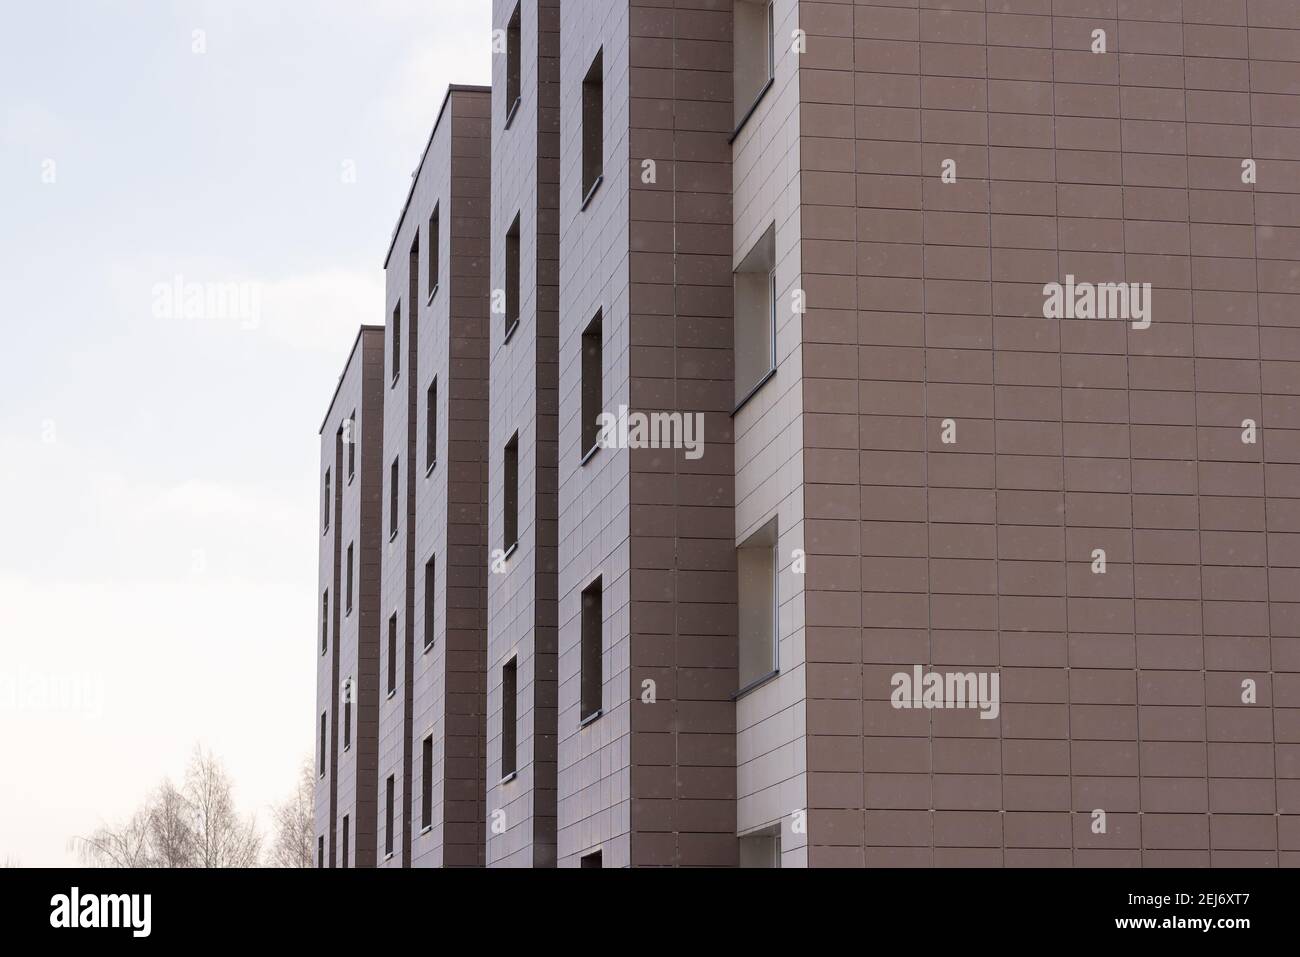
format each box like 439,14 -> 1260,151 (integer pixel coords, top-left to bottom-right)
0,0 -> 490,866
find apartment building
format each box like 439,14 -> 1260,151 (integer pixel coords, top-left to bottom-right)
317,0 -> 1300,867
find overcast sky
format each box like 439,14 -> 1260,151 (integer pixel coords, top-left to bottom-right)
0,0 -> 490,866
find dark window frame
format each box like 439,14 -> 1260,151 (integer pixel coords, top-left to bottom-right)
580,577 -> 603,723
581,49 -> 604,208
501,656 -> 518,780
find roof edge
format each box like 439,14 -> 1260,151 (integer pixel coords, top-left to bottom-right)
318,324 -> 386,434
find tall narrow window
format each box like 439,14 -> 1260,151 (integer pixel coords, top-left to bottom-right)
739,825 -> 781,867
343,678 -> 352,751
319,711 -> 327,778
318,835 -> 324,868
734,1 -> 776,130
581,311 -> 603,459
734,223 -> 777,408
392,303 -> 401,383
505,4 -> 522,126
427,205 -> 440,295
421,735 -> 433,831
580,850 -> 602,868
581,577 -> 602,721
503,433 -> 519,553
347,412 -> 356,480
504,214 -> 520,340
345,543 -> 354,615
321,590 -> 329,654
322,468 -> 331,531
387,614 -> 398,697
738,517 -> 779,691
426,378 -> 437,472
341,816 -> 350,868
385,775 -> 395,858
390,456 -> 399,539
424,554 -> 436,651
581,50 -> 604,205
501,657 -> 518,778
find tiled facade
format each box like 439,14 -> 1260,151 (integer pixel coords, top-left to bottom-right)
316,0 -> 1300,867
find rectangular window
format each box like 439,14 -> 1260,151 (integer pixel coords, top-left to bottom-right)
385,775 -> 395,858
580,850 -> 602,868
426,378 -> 437,472
424,554 -> 436,651
319,711 -> 327,778
503,433 -> 519,553
421,735 -> 433,831
347,413 -> 356,480
581,577 -> 602,721
734,223 -> 777,408
427,205 -> 440,295
392,303 -> 401,383
739,825 -> 781,868
341,816 -> 349,869
734,1 -> 776,129
581,311 -> 603,458
343,679 -> 352,751
323,469 -> 331,531
387,614 -> 398,697
505,4 -> 522,126
504,214 -> 520,339
318,835 -> 324,869
501,657 -> 518,779
390,456 -> 399,539
738,517 -> 779,691
581,50 -> 604,205
345,544 -> 354,615
321,590 -> 329,654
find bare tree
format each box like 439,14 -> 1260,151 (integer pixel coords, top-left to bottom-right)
183,746 -> 262,868
77,806 -> 155,867
268,757 -> 315,868
1,856 -> 21,868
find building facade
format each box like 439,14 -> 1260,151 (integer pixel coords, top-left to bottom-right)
317,0 -> 1300,867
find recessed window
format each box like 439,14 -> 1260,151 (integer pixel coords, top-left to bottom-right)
387,613 -> 398,697
385,774 -> 395,858
343,678 -> 352,751
427,205 -> 440,296
503,433 -> 519,553
581,49 -> 604,206
424,554 -> 436,651
341,816 -> 349,869
581,577 -> 602,721
390,456 -> 400,540
318,835 -> 325,869
739,825 -> 781,867
347,413 -> 356,480
504,213 -> 520,340
426,378 -> 437,472
734,0 -> 775,130
734,223 -> 777,408
505,4 -> 522,127
501,657 -> 518,779
319,711 -> 327,778
580,850 -> 602,868
345,543 -> 354,615
392,302 -> 401,384
581,311 -> 603,459
321,590 -> 329,655
738,517 -> 779,691
421,735 -> 433,831
322,468 -> 331,531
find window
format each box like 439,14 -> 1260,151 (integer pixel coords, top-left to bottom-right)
318,835 -> 325,869
581,50 -> 604,206
424,554 -> 436,651
503,433 -> 519,553
504,213 -> 520,340
387,614 -> 398,697
427,205 -> 440,296
347,413 -> 356,480
341,816 -> 349,869
322,469 -> 331,531
345,544 -> 354,615
501,657 -> 518,779
739,825 -> 781,868
319,711 -> 327,778
504,4 -> 522,127
581,577 -> 602,721
421,735 -> 433,831
426,378 -> 437,472
385,775 -> 395,858
580,850 -> 602,868
390,456 -> 399,540
343,678 -> 352,751
581,311 -> 603,459
734,1 -> 775,131
392,302 -> 401,383
738,517 -> 779,691
321,590 -> 329,654
734,223 -> 777,408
